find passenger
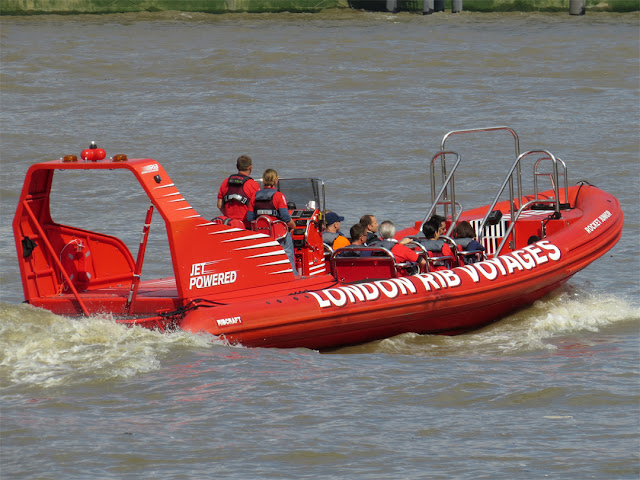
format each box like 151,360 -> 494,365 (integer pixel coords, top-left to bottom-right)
335,223 -> 368,258
430,214 -> 447,236
323,212 -> 351,250
451,221 -> 485,264
246,169 -> 298,275
349,223 -> 368,246
359,214 -> 380,244
420,220 -> 455,269
420,221 -> 445,253
370,221 -> 426,273
217,155 -> 260,229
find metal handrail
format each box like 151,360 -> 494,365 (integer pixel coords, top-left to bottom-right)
423,127 -> 521,233
421,151 -> 462,230
422,126 -> 568,258
442,126 -> 521,218
404,236 -> 457,272
332,245 -> 394,259
331,245 -> 416,276
441,126 -> 520,157
477,150 -> 563,251
493,198 -> 557,256
534,156 -> 568,204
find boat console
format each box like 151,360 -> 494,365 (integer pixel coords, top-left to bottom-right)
289,208 -> 326,277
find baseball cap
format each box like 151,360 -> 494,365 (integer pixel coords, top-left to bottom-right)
325,212 -> 344,225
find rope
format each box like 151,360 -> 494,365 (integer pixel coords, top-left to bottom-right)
158,298 -> 227,320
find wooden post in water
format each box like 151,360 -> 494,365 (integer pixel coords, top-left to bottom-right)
569,0 -> 585,15
423,0 -> 434,14
452,0 -> 462,12
387,0 -> 397,12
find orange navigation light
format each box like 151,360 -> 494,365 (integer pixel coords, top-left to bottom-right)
112,154 -> 128,162
62,154 -> 78,162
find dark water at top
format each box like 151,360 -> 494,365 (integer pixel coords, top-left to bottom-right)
1,10 -> 639,479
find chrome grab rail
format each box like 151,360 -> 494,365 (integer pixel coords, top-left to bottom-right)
478,150 -> 564,252
331,245 -> 418,277
423,127 -> 567,257
422,151 -> 462,232
424,126 -> 520,234
493,198 -> 557,256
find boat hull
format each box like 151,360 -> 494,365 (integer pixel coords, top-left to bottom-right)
13,148 -> 623,350
179,184 -> 623,349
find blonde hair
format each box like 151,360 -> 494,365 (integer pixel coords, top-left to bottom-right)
262,169 -> 278,187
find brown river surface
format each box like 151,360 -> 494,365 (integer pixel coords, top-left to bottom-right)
1,9 -> 639,479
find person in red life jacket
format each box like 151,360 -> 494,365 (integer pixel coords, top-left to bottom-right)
359,214 -> 380,244
217,155 -> 260,229
246,169 -> 298,275
322,212 -> 350,250
370,220 -> 426,274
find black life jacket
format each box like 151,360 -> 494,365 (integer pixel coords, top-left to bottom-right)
253,188 -> 279,217
365,232 -> 379,245
368,238 -> 396,251
223,174 -> 252,206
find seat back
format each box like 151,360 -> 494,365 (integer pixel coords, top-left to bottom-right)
251,216 -> 288,241
331,247 -> 400,282
423,242 -> 457,272
211,216 -> 245,229
454,243 -> 486,265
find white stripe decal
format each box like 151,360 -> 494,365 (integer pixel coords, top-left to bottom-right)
222,233 -> 270,241
184,214 -> 201,218
270,268 -> 293,275
176,206 -> 193,211
154,184 -> 175,189
169,198 -> 186,203
258,259 -> 291,267
247,251 -> 287,258
208,228 -> 245,234
236,241 -> 281,250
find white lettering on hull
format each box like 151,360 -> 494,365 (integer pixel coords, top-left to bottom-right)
311,240 -> 562,309
216,316 -> 241,327
584,210 -> 612,234
189,261 -> 237,290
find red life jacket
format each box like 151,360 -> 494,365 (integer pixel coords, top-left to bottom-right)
223,174 -> 252,207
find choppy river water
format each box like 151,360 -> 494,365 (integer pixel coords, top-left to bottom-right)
1,10 -> 639,479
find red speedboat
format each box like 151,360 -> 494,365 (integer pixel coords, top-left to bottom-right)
13,127 -> 623,349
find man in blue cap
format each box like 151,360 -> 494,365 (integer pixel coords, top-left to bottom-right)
323,211 -> 350,250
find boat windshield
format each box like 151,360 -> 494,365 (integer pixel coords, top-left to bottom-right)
275,177 -> 325,211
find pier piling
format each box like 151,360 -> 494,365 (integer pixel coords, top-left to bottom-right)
569,0 -> 586,14
423,0 -> 434,14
